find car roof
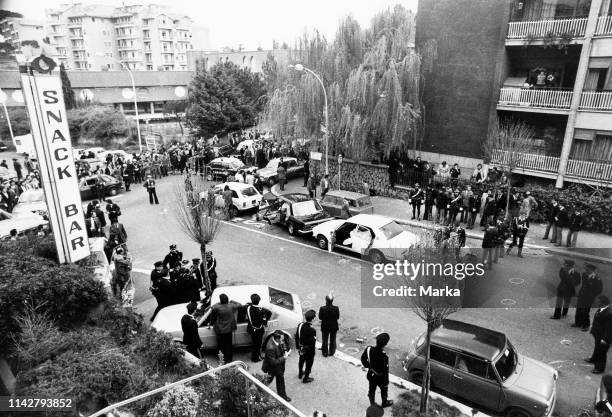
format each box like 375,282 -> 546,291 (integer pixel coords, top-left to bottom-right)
270,157 -> 296,162
278,193 -> 312,203
431,319 -> 507,361
325,190 -> 369,200
347,214 -> 392,228
211,157 -> 242,163
216,182 -> 255,190
211,284 -> 271,305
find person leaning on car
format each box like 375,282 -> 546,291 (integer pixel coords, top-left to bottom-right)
210,293 -> 242,364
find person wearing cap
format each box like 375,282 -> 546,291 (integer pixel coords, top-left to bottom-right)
210,293 -> 242,364
201,251 -> 218,294
150,261 -> 175,322
246,293 -> 272,362
181,301 -> 203,359
296,309 -> 317,383
174,259 -> 193,303
111,247 -> 132,299
409,184 -> 423,221
189,259 -> 204,301
446,189 -> 462,226
143,174 -> 159,205
318,294 -> 340,357
586,295 -> 612,374
551,259 -> 580,319
163,244 -> 183,270
361,332 -> 393,408
262,329 -> 291,402
574,263 -> 603,330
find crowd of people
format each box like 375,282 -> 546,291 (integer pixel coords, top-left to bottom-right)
0,157 -> 41,213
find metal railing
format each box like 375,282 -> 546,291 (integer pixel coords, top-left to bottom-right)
491,149 -> 560,173
566,159 -> 612,181
579,91 -> 612,111
507,17 -> 587,39
596,15 -> 612,36
498,87 -> 573,110
89,361 -> 307,417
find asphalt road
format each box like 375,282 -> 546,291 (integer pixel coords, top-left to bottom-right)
109,174 -> 610,417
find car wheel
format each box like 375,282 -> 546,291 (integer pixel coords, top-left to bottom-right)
230,206 -> 239,218
409,371 -> 424,386
287,222 -> 297,236
317,235 -> 329,250
506,408 -> 532,417
369,249 -> 386,264
109,188 -> 118,196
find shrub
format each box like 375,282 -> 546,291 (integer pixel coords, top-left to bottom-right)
147,386 -> 199,417
391,390 -> 463,417
132,327 -> 190,375
0,107 -> 31,140
96,300 -> 146,345
67,105 -> 130,146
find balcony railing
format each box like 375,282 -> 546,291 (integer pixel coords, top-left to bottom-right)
596,15 -> 612,36
498,87 -> 573,110
507,17 -> 587,39
579,91 -> 612,111
492,150 -> 612,182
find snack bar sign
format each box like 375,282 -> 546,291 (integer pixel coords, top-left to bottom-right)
21,73 -> 89,263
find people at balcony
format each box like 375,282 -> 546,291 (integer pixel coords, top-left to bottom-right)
536,70 -> 547,88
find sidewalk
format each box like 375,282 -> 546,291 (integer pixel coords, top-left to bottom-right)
273,179 -> 612,264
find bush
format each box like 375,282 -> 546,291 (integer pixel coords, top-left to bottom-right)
0,236 -> 107,353
132,327 -> 191,375
0,107 -> 31,140
67,105 -> 130,146
146,386 -> 199,417
391,390 -> 463,417
96,301 -> 146,345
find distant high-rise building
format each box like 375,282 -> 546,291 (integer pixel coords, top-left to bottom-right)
44,3 -> 200,71
0,17 -> 45,54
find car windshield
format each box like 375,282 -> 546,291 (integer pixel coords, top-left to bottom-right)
494,343 -> 518,381
265,160 -> 279,169
291,200 -> 321,217
18,191 -> 45,203
241,187 -> 258,197
379,221 -> 404,240
269,287 -> 294,310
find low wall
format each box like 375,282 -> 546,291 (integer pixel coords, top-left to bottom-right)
310,156 -> 391,194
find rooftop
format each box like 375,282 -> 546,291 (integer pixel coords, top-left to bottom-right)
431,319 -> 508,361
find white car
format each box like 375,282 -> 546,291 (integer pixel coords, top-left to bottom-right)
152,284 -> 302,350
0,208 -> 48,239
86,237 -> 114,291
256,157 -> 304,186
12,188 -> 48,218
202,182 -> 262,217
84,147 -> 106,157
311,214 -> 420,263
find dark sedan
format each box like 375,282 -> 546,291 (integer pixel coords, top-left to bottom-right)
259,192 -> 333,236
79,174 -> 123,201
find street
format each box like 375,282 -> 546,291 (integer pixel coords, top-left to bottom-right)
113,174 -> 611,417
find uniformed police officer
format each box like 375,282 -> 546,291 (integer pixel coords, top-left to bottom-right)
163,244 -> 183,270
296,309 -> 317,383
246,293 -> 272,362
361,332 -> 393,408
189,258 -> 203,301
150,261 -> 171,321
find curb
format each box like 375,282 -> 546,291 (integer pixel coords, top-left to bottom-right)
320,341 -> 489,417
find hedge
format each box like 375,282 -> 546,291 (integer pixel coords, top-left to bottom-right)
392,390 -> 463,417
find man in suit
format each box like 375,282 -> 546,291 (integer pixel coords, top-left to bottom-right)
296,310 -> 317,384
361,332 -> 393,408
586,295 -> 612,374
318,294 -> 340,357
551,259 -> 580,319
143,174 -> 159,204
181,302 -> 203,359
246,293 -> 272,362
210,293 -> 242,364
574,263 -> 603,331
262,330 -> 291,402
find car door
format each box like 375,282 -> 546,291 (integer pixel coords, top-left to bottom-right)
428,344 -> 455,393
234,308 -> 251,346
197,309 -> 218,349
81,178 -> 96,200
451,353 -> 502,411
334,222 -> 358,251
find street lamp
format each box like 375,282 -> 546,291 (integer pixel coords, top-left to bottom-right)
0,89 -> 15,148
94,53 -> 143,153
288,63 -> 329,175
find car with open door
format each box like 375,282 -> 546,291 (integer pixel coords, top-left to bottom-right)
259,192 -> 333,236
151,284 -> 302,350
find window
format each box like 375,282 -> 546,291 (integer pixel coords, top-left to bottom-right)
241,187 -> 258,197
269,287 -> 294,310
379,221 -> 403,240
456,354 -> 496,381
494,345 -> 517,381
430,345 -> 456,367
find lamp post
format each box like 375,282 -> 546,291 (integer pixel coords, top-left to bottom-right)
288,63 -> 329,175
0,89 -> 15,148
95,54 -> 142,153
337,153 -> 343,190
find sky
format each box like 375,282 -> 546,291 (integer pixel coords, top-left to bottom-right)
1,0 -> 418,50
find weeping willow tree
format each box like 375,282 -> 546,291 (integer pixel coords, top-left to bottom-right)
259,5 -> 421,161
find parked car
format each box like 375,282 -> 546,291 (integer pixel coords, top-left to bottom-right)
403,319 -> 557,417
0,208 -> 48,239
213,144 -> 236,158
84,147 -> 106,157
99,150 -> 133,163
84,237 -> 114,291
259,192 -> 333,236
79,174 -> 123,201
207,157 -> 245,182
206,182 -> 263,217
151,284 -> 302,350
12,188 -> 48,219
311,214 -> 419,263
256,157 -> 304,186
320,190 -> 374,218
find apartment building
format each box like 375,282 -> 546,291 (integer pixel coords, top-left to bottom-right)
0,17 -> 45,53
417,0 -> 612,187
44,3 -> 195,71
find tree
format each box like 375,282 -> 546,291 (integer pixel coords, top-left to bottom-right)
482,118 -> 535,217
173,176 -> 222,294
163,100 -> 188,136
59,63 -> 76,110
186,61 -> 266,138
0,107 -> 31,139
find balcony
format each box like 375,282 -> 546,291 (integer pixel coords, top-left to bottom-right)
492,149 -> 612,184
579,91 -> 612,111
507,18 -> 587,40
596,15 -> 612,36
498,87 -> 573,113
